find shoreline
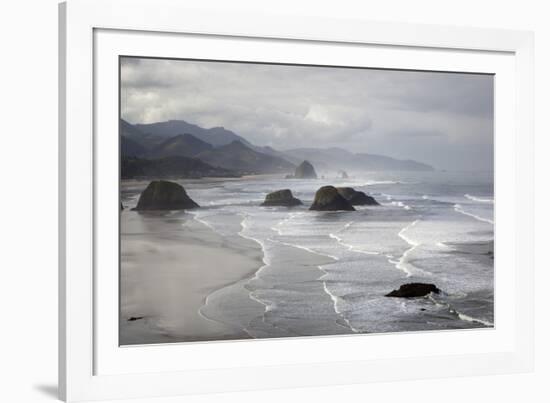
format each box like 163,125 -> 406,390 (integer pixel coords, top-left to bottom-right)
120,208 -> 265,345
199,225 -> 353,339
120,173 -> 494,342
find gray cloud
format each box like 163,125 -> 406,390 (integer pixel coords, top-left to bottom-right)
121,57 -> 494,171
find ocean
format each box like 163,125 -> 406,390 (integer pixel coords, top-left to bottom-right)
121,170 -> 494,342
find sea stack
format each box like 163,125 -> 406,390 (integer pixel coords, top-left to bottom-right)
385,283 -> 441,298
294,160 -> 318,179
309,186 -> 355,211
336,187 -> 379,206
134,180 -> 199,211
261,189 -> 302,207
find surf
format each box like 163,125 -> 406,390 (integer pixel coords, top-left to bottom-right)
454,203 -> 494,224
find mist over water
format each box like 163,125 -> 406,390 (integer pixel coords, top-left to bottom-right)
121,170 -> 494,342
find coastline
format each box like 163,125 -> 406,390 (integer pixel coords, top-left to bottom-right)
120,172 -> 494,343
120,208 -> 265,345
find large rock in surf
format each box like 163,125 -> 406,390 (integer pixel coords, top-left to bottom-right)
337,187 -> 379,206
385,283 -> 441,298
309,186 -> 355,211
134,180 -> 199,211
294,160 -> 318,179
261,189 -> 302,207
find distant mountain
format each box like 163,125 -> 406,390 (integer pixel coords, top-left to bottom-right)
121,135 -> 147,158
121,156 -> 237,179
283,148 -> 353,167
253,145 -> 296,164
121,119 -> 145,138
121,119 -> 434,173
285,147 -> 434,172
196,140 -> 296,174
121,119 -> 165,149
149,133 -> 213,159
355,153 -> 434,171
133,120 -> 253,147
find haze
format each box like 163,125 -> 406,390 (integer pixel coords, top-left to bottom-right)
121,57 -> 494,171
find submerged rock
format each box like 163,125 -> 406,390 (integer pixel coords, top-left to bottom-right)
309,186 -> 355,211
385,283 -> 441,298
261,189 -> 302,207
294,160 -> 318,179
134,180 -> 199,211
337,187 -> 379,206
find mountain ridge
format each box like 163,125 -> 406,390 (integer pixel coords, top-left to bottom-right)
133,119 -> 253,148
121,155 -> 238,179
121,119 -> 435,173
149,133 -> 213,158
284,147 -> 434,171
195,140 -> 296,174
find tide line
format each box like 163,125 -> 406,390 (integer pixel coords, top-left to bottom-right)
454,204 -> 494,225
328,222 -> 379,256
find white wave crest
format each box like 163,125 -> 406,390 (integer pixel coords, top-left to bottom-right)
464,194 -> 494,204
456,312 -> 494,327
391,220 -> 432,277
328,222 -> 379,256
454,204 -> 494,224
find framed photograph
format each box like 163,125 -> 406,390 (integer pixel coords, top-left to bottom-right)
59,0 -> 534,401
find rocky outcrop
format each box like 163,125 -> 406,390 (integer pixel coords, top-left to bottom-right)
261,189 -> 302,207
340,170 -> 349,179
134,180 -> 199,211
385,283 -> 441,298
309,186 -> 355,211
336,187 -> 379,206
293,160 -> 318,179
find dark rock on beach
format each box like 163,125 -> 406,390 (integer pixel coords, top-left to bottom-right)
385,283 -> 441,298
336,187 -> 379,206
261,189 -> 302,207
127,316 -> 144,322
309,186 -> 355,211
134,180 -> 199,211
293,160 -> 318,179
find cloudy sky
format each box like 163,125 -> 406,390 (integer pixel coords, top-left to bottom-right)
121,57 -> 494,171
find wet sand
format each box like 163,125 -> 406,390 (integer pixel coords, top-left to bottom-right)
120,208 -> 264,345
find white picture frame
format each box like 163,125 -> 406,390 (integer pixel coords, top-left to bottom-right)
59,0 -> 534,401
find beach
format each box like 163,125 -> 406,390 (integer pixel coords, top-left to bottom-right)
120,170 -> 494,344
119,205 -> 265,344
